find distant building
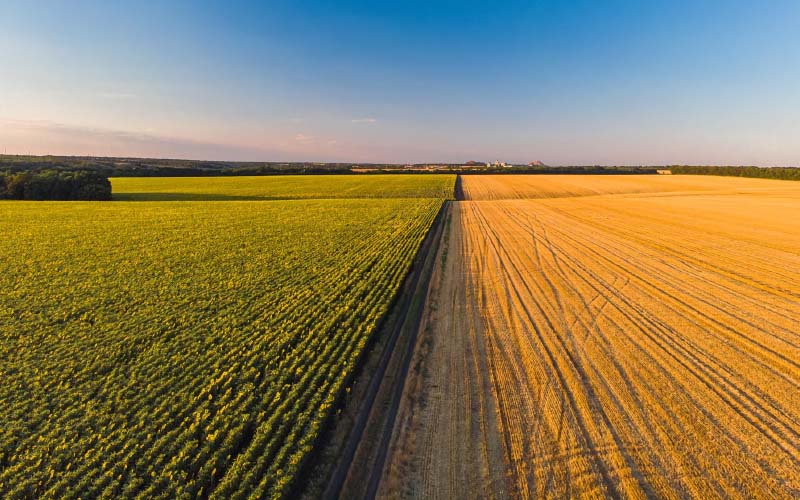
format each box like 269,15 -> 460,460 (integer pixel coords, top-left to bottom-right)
495,160 -> 516,168
657,169 -> 673,175
528,160 -> 546,167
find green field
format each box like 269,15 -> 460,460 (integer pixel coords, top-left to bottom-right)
112,174 -> 455,201
0,175 -> 454,498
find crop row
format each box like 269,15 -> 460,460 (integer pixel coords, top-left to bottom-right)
111,174 -> 456,201
0,197 -> 443,499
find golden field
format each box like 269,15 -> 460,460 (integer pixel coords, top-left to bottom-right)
381,175 -> 800,499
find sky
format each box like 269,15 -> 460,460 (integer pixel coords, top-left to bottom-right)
1,0 -> 799,165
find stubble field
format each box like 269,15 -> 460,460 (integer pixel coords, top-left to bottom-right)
381,175 -> 800,499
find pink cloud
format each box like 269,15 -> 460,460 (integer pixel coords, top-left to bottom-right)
294,133 -> 314,144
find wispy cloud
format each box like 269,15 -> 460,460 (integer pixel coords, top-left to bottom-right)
0,119 -> 293,161
294,133 -> 314,144
326,139 -> 338,145
351,117 -> 377,124
98,92 -> 137,100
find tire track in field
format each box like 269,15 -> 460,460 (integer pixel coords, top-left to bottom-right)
526,204 -> 800,449
478,198 -> 796,496
478,202 -> 689,497
499,202 -> 800,436
467,202 -> 624,498
516,198 -> 796,488
547,202 -> 800,342
508,202 -> 800,458
503,206 -> 733,497
379,176 -> 800,499
462,201 -> 680,498
501,201 -> 800,342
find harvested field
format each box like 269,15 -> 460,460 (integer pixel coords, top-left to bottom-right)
460,173 -> 800,201
380,175 -> 800,499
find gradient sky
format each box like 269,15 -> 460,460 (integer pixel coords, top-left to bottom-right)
1,0 -> 799,164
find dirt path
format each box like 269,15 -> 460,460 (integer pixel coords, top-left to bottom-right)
378,202 -> 513,498
378,175 -> 800,499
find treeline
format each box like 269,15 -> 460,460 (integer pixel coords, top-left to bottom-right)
0,156 -> 360,177
0,170 -> 112,200
0,155 -> 664,177
670,165 -> 800,181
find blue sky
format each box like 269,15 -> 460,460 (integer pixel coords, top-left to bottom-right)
1,0 -> 799,164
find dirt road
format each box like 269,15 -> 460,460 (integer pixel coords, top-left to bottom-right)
379,175 -> 800,499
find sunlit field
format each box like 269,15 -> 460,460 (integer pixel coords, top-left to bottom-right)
0,175 -> 453,498
382,175 -> 800,498
112,175 -> 455,201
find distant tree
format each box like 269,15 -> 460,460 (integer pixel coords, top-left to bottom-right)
670,165 -> 800,181
0,170 -> 112,200
4,172 -> 30,199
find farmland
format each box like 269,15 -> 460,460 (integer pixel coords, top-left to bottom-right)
381,175 -> 800,498
112,174 -> 455,201
0,175 -> 453,498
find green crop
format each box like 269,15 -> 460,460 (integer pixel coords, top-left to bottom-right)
112,174 -> 456,201
0,175 -> 453,499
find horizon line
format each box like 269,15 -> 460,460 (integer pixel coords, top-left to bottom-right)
0,153 -> 795,169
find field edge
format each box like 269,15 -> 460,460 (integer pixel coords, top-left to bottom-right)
293,200 -> 450,499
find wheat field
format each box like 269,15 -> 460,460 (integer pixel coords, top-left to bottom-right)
380,175 -> 800,499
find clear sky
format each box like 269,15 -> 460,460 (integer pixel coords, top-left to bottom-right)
1,0 -> 799,165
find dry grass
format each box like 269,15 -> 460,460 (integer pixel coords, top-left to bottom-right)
380,175 -> 800,499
